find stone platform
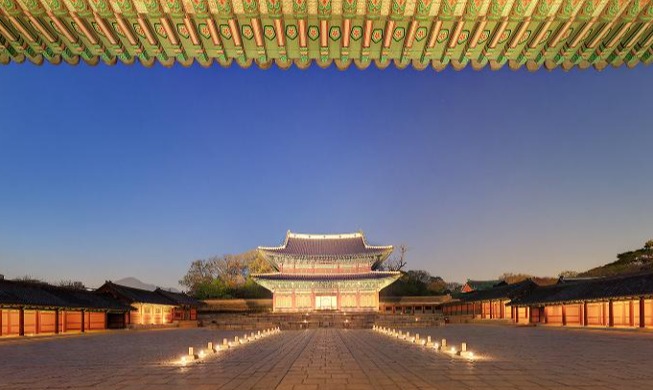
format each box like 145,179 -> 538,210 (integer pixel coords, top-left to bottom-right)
200,312 -> 445,330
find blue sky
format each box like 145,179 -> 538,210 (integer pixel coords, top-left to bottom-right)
1,63 -> 651,289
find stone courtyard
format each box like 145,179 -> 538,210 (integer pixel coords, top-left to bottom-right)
0,325 -> 652,390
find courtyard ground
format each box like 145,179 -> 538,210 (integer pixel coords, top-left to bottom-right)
0,324 -> 651,389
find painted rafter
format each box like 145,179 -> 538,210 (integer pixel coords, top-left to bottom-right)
0,0 -> 651,69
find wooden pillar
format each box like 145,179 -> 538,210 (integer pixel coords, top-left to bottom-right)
583,302 -> 588,326
81,309 -> 85,333
562,305 -> 567,326
640,297 -> 646,328
500,301 -> 505,319
104,312 -> 109,330
35,310 -> 40,334
54,309 -> 59,334
579,303 -> 584,326
608,300 -> 614,327
515,307 -> 519,324
19,307 -> 25,336
489,300 -> 493,319
0,308 -> 3,336
629,300 -> 635,327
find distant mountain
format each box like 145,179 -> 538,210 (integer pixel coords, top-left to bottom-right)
579,246 -> 653,277
113,277 -> 180,293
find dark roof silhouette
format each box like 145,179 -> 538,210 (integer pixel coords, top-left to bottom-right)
511,271 -> 653,306
154,288 -> 201,306
452,279 -> 539,303
97,281 -> 174,305
0,279 -> 130,311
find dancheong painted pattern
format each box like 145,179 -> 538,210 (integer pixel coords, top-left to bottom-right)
0,0 -> 651,70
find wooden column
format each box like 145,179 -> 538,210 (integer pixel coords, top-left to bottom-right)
54,309 -> 59,334
608,300 -> 614,327
583,302 -> 588,326
629,300 -> 635,327
104,312 -> 109,330
515,307 -> 519,324
639,297 -> 646,328
19,307 -> 25,336
562,305 -> 567,326
500,301 -> 505,319
35,310 -> 40,334
0,308 -> 3,336
489,301 -> 493,319
81,309 -> 86,333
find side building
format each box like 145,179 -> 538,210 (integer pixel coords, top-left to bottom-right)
0,279 -> 131,337
96,282 -> 201,327
252,231 -> 400,313
509,271 -> 653,328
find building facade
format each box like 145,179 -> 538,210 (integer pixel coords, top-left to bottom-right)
96,282 -> 201,327
252,231 -> 400,313
0,279 -> 131,338
509,271 -> 653,329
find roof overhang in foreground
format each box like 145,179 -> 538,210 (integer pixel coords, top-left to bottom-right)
0,0 -> 651,70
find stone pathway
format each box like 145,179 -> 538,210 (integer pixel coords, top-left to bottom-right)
0,325 -> 652,389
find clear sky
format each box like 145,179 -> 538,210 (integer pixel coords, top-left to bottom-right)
1,63 -> 652,289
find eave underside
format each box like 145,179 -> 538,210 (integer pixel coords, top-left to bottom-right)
252,275 -> 400,291
0,0 -> 652,71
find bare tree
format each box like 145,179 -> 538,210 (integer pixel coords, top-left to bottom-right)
386,244 -> 408,272
13,275 -> 45,284
58,280 -> 86,290
558,270 -> 579,279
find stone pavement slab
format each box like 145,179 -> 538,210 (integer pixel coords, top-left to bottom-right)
0,325 -> 651,389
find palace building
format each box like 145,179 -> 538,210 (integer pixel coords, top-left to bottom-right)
252,231 -> 400,313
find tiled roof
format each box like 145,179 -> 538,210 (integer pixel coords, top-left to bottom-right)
154,288 -> 202,307
452,280 -> 538,303
510,271 -> 653,306
463,280 -> 503,291
0,280 -> 130,311
97,282 -> 175,306
259,231 -> 393,257
252,272 -> 400,282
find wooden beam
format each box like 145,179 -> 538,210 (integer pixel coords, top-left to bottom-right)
54,309 -> 59,334
448,20 -> 464,49
640,297 -> 646,328
161,17 -> 179,46
489,19 -> 508,49
94,13 -> 118,46
510,18 -> 530,49
117,15 -> 138,46
81,309 -> 85,333
298,19 -> 307,48
363,19 -> 373,48
319,19 -> 328,48
469,19 -> 487,49
608,300 -> 614,327
343,18 -> 351,48
530,18 -> 552,48
138,17 -> 157,46
207,17 -> 221,46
